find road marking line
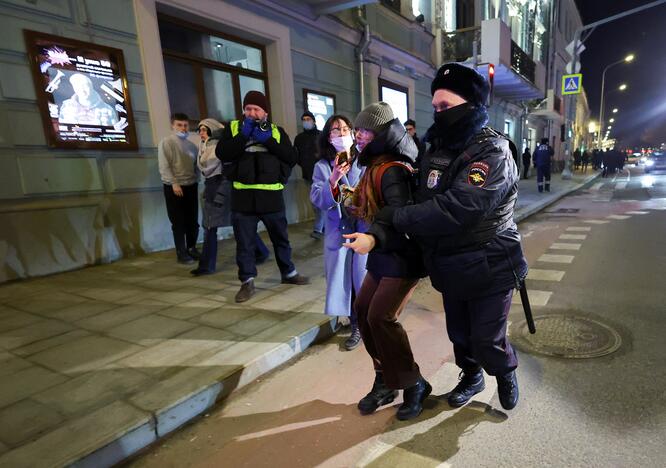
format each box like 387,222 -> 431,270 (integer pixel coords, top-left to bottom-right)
527,269 -> 566,281
607,214 -> 631,220
550,243 -> 582,251
583,219 -> 609,224
512,289 -> 552,306
559,234 -> 587,240
590,182 -> 603,191
625,211 -> 648,215
567,226 -> 592,232
615,182 -> 627,190
538,254 -> 575,264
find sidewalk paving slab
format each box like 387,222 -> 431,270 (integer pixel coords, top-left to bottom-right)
0,169 -> 599,467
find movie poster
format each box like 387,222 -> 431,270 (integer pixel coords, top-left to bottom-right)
24,30 -> 138,150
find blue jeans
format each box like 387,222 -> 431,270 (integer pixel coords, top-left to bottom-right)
232,210 -> 295,282
198,228 -> 269,273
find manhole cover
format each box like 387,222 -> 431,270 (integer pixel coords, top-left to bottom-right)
510,314 -> 621,358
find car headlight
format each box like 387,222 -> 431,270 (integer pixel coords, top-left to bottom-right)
645,160 -> 655,167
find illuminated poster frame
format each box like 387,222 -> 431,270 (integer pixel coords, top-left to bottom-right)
24,30 -> 138,150
303,89 -> 336,130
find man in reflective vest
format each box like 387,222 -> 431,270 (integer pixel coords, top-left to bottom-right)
217,91 -> 309,302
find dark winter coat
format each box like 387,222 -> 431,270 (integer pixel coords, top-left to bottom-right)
533,143 -> 554,168
379,126 -> 528,299
360,119 -> 426,279
216,123 -> 296,214
294,128 -> 321,181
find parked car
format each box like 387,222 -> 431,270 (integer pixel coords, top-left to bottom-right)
644,151 -> 666,173
627,152 -> 641,166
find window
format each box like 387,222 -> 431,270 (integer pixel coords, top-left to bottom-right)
504,119 -> 513,138
158,15 -> 268,123
379,79 -> 409,126
303,89 -> 336,130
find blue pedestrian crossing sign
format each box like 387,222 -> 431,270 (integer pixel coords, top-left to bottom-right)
562,74 -> 582,95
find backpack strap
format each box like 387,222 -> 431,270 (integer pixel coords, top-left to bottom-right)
373,161 -> 414,206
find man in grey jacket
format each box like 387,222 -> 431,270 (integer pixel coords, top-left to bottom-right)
158,113 -> 200,264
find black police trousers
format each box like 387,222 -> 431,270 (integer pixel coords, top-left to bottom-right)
443,289 -> 518,376
163,183 -> 199,255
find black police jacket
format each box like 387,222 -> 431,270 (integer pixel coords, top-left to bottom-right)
294,129 -> 320,181
382,127 -> 528,299
216,124 -> 296,214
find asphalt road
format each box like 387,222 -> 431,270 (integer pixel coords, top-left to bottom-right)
128,166 -> 666,468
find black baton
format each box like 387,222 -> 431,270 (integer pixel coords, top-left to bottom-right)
519,280 -> 536,334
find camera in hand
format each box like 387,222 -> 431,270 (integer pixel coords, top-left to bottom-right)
256,120 -> 271,132
336,151 -> 349,165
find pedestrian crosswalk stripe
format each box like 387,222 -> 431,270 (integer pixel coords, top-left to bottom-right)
550,243 -> 582,251
567,226 -> 592,232
583,219 -> 610,224
607,214 -> 630,220
559,234 -> 587,240
615,182 -> 627,190
527,269 -> 566,281
539,254 -> 575,264
512,289 -> 552,306
625,211 -> 648,215
590,182 -> 603,191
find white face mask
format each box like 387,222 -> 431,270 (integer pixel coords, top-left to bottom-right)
330,134 -> 354,153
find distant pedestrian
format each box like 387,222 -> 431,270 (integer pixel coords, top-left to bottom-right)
602,149 -> 614,177
404,119 -> 426,161
216,91 -> 309,303
310,115 -> 367,350
582,150 -> 590,172
533,137 -> 554,192
521,147 -> 531,179
294,111 -> 324,240
158,113 -> 200,264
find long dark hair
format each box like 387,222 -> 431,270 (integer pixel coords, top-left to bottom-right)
318,114 -> 353,162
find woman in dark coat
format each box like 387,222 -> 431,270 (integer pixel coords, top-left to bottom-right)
343,102 -> 430,421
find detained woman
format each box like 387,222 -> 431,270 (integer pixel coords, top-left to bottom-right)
343,102 -> 430,420
310,115 -> 367,350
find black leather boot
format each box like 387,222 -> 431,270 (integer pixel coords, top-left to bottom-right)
447,369 -> 485,408
396,376 -> 432,420
358,372 -> 398,415
497,370 -> 519,410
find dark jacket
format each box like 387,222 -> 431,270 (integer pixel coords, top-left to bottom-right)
533,143 -> 554,168
382,127 -> 527,299
216,123 -> 296,214
294,128 -> 320,181
362,119 -> 425,279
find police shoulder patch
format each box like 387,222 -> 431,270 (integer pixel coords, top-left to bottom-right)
467,161 -> 490,187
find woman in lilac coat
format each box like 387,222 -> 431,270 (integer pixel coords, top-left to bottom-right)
310,115 -> 367,350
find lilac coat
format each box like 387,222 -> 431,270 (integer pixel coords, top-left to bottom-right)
310,158 -> 367,316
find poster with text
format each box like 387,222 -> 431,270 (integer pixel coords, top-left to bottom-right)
24,30 -> 138,150
304,90 -> 336,131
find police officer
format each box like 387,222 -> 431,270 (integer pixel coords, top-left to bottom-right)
374,63 -> 528,410
533,138 -> 554,192
216,91 -> 309,302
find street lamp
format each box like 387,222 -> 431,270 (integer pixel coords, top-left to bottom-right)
609,118 -> 615,123
613,108 -> 618,113
619,83 -> 628,91
598,54 -> 635,149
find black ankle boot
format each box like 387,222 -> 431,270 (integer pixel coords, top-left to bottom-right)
396,377 -> 432,420
358,372 -> 398,415
447,369 -> 485,408
497,370 -> 519,410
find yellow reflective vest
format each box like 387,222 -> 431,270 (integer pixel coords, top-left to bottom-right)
229,120 -> 284,191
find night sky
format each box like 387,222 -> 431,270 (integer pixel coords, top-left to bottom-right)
574,0 -> 666,148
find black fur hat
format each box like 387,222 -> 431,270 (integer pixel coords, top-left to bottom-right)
431,63 -> 490,107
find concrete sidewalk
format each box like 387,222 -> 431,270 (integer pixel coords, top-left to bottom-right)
0,169 -> 599,467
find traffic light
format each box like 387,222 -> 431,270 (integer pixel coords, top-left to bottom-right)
488,63 -> 495,105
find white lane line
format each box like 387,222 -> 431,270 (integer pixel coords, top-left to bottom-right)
550,243 -> 582,251
607,214 -> 631,220
590,182 -> 603,191
528,269 -> 566,281
583,219 -> 610,224
512,290 -> 552,306
559,234 -> 587,240
567,226 -> 592,232
615,182 -> 627,190
539,254 -> 575,264
625,211 -> 649,215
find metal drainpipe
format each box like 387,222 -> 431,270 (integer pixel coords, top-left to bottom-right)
356,7 -> 371,110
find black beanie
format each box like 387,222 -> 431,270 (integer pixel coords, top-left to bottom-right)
431,63 -> 490,107
243,91 -> 269,112
301,111 -> 315,120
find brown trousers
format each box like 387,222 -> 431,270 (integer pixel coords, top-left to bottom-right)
355,272 -> 420,389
